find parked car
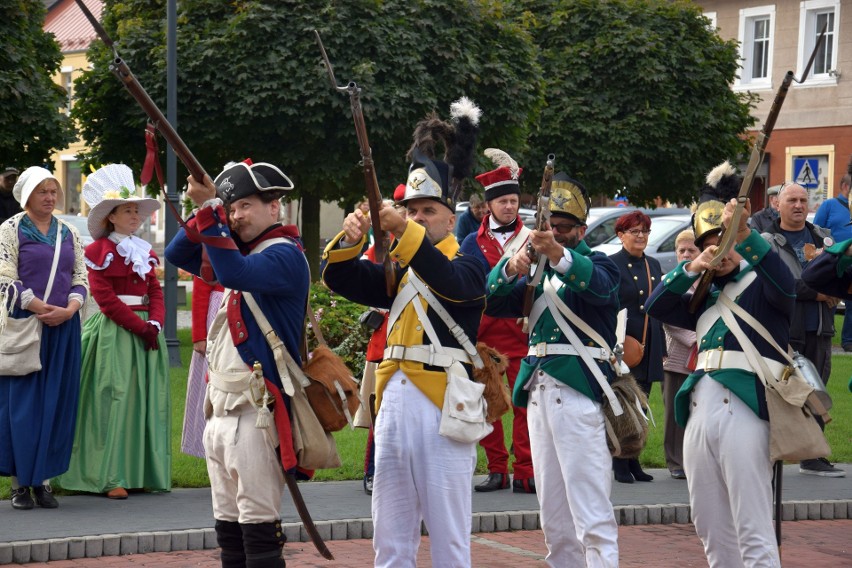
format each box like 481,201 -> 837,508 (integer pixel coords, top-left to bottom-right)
584,207 -> 691,249
591,214 -> 693,273
56,214 -> 94,247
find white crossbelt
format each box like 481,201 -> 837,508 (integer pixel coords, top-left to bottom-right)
527,343 -> 609,360
117,294 -> 149,306
384,345 -> 471,368
696,348 -> 787,377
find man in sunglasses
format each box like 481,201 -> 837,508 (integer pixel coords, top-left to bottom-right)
486,172 -> 621,566
0,167 -> 21,224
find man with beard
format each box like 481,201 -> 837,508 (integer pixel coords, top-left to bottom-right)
165,161 -> 309,568
463,148 -> 535,494
646,161 -> 795,567
486,173 -> 621,566
321,99 -> 487,567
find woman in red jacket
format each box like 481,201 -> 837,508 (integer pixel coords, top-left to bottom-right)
58,164 -> 169,499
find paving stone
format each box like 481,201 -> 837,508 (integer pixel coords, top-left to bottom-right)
647,505 -> 662,525
330,520 -> 348,541
633,507 -> 648,525
661,505 -> 676,525
67,538 -> 86,560
48,539 -> 68,561
153,531 -> 172,552
282,524 -> 301,544
29,540 -> 48,563
470,513 -> 481,533
508,512 -> 524,530
84,536 -> 103,558
203,528 -> 218,549
522,512 -> 539,530
101,534 -> 120,556
620,506 -> 634,526
834,501 -> 848,519
820,502 -> 834,520
808,501 -> 821,520
361,519 -> 374,540
675,505 -> 691,525
346,520 -> 364,540
137,533 -> 154,554
12,543 -> 30,564
187,529 -> 205,550
0,543 -> 14,565
479,514 -> 495,533
794,501 -> 809,520
782,502 -> 796,521
120,533 -> 138,555
170,530 -> 188,551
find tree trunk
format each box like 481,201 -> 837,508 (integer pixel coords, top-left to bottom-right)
300,194 -> 322,281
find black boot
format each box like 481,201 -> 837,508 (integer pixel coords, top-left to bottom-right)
242,521 -> 286,568
10,487 -> 34,510
613,458 -> 634,484
216,520 -> 246,568
475,472 -> 509,492
628,458 -> 654,482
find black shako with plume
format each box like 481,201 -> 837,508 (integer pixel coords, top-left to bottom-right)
400,97 -> 482,211
692,160 -> 742,247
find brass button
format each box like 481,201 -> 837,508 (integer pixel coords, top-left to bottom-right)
401,379 -> 407,384
456,403 -> 465,411
627,263 -> 633,268
639,290 -> 644,295
723,398 -> 729,404
236,322 -> 241,328
239,332 -> 244,339
633,276 -> 638,281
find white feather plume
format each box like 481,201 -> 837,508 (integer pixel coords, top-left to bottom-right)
705,160 -> 737,188
484,148 -> 519,179
450,96 -> 481,126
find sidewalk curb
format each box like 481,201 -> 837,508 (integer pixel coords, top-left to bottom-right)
1,500 -> 849,565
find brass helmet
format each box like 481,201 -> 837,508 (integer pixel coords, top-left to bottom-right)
550,172 -> 591,224
693,161 -> 741,247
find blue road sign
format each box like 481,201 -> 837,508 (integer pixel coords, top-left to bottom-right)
793,158 -> 819,189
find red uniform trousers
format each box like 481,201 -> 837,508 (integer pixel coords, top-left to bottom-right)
478,357 -> 534,480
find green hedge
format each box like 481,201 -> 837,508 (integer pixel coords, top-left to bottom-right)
307,282 -> 370,375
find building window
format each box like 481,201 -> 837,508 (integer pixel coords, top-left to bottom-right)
704,11 -> 717,31
61,68 -> 74,116
736,5 -> 775,90
797,0 -> 840,86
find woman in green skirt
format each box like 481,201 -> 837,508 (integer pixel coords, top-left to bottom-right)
58,164 -> 169,499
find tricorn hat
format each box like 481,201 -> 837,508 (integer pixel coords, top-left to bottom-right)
693,161 -> 741,247
83,164 -> 160,240
214,161 -> 294,205
550,172 -> 591,224
476,148 -> 523,201
400,97 -> 481,212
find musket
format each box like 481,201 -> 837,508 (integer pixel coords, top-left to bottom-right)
72,0 -> 238,258
314,30 -> 396,297
689,22 -> 828,312
523,154 -> 556,317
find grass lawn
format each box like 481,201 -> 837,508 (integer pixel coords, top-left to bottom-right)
1,328 -> 849,498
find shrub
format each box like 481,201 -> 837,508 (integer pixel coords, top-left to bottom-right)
307,282 -> 369,374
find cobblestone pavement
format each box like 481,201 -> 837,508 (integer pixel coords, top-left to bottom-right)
25,520 -> 852,567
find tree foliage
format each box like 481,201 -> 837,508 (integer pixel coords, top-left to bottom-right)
71,0 -> 543,273
519,0 -> 759,205
0,0 -> 75,169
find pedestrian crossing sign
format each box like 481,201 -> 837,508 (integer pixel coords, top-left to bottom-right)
793,158 -> 819,189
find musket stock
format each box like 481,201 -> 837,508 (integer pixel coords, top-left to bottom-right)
689,23 -> 828,312
523,154 -> 556,317
314,30 -> 395,297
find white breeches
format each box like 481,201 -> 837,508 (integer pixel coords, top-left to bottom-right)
204,405 -> 285,524
527,369 -> 619,568
684,376 -> 779,568
372,371 -> 477,568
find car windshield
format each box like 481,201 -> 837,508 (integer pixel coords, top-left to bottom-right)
58,215 -> 88,234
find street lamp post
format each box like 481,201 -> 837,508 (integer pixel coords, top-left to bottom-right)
164,0 -> 181,366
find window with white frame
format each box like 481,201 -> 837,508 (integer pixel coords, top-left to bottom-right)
736,5 -> 776,90
797,0 -> 840,86
704,11 -> 717,31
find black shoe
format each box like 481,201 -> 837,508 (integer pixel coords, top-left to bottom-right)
670,469 -> 687,480
475,472 -> 509,492
32,485 -> 58,508
512,478 -> 536,494
363,474 -> 374,495
843,343 -> 852,353
613,458 -> 634,484
628,458 -> 654,482
799,458 -> 846,477
11,487 -> 34,510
